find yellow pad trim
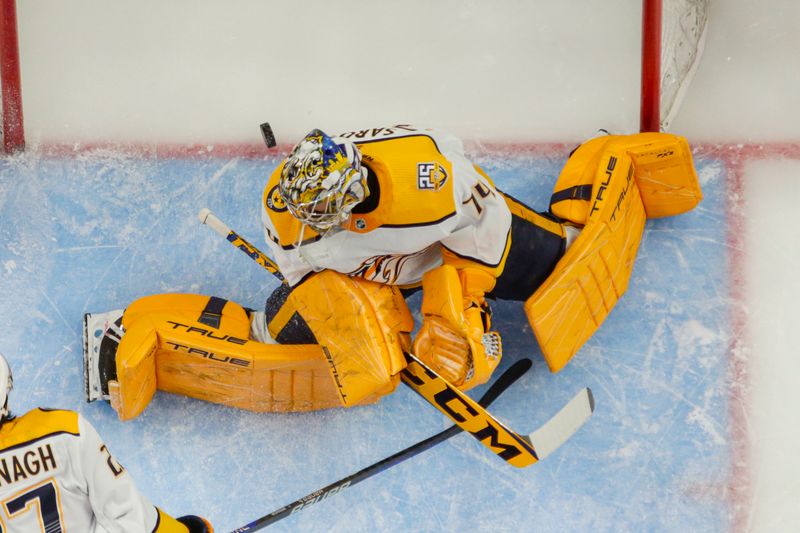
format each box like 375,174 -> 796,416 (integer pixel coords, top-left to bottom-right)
266,292 -> 298,339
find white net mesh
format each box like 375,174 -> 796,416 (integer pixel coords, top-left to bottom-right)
659,0 -> 710,130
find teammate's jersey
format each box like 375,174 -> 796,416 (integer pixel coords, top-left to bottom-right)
261,125 -> 512,287
0,408 -> 162,533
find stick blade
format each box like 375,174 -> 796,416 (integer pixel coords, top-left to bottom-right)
527,388 -> 595,460
197,208 -> 231,238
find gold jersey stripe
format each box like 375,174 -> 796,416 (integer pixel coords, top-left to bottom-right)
0,409 -> 80,452
500,191 -> 565,237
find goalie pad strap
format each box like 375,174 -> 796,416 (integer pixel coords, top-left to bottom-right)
197,296 -> 227,328
501,190 -> 564,237
550,184 -> 593,206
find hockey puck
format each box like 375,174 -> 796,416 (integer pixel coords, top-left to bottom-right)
260,122 -> 277,148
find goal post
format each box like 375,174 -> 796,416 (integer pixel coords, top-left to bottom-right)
641,0 -> 663,132
0,0 -> 23,153
641,0 -> 710,132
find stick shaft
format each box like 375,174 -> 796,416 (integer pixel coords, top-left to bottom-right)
198,208 -> 286,283
232,359 -> 532,531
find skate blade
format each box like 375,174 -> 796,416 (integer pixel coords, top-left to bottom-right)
83,310 -> 124,402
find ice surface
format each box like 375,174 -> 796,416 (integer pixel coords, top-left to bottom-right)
742,158 -> 800,532
3,0 -> 800,530
0,147 -> 734,531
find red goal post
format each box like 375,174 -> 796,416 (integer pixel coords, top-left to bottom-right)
641,0 -> 710,132
0,0 -> 23,153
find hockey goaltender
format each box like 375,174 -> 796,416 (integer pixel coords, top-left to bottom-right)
83,125 -> 702,421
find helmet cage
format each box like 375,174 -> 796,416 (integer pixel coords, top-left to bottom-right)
284,171 -> 365,231
279,129 -> 367,232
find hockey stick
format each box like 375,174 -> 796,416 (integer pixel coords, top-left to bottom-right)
198,208 -> 286,283
198,208 -> 595,468
402,352 -> 593,468
231,358 -> 532,532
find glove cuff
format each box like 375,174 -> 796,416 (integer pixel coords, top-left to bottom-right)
177,515 -> 214,533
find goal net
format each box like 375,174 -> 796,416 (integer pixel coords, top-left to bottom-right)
641,0 -> 710,132
1,1 -> 710,152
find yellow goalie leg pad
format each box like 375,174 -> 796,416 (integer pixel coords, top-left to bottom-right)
625,133 -> 703,218
550,132 -> 702,224
108,314 -> 158,422
529,132 -> 703,371
109,293 -> 342,421
286,270 -> 413,407
525,140 -> 647,372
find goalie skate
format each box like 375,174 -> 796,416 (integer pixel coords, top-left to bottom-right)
83,309 -> 124,402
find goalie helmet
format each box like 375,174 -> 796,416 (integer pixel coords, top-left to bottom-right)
279,129 -> 368,232
0,352 -> 12,422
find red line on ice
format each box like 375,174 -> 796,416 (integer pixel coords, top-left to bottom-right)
694,141 -> 799,532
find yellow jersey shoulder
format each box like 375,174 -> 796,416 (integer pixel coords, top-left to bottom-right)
261,133 -> 457,242
348,134 -> 455,233
0,408 -> 79,451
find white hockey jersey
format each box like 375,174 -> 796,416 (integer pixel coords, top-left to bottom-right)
0,408 -> 164,532
261,125 -> 512,287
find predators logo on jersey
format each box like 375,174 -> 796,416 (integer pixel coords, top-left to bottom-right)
266,184 -> 287,212
417,162 -> 448,191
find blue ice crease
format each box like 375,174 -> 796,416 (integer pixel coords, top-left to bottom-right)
0,147 -> 730,532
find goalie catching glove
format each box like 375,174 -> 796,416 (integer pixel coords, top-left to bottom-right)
413,265 -> 502,389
